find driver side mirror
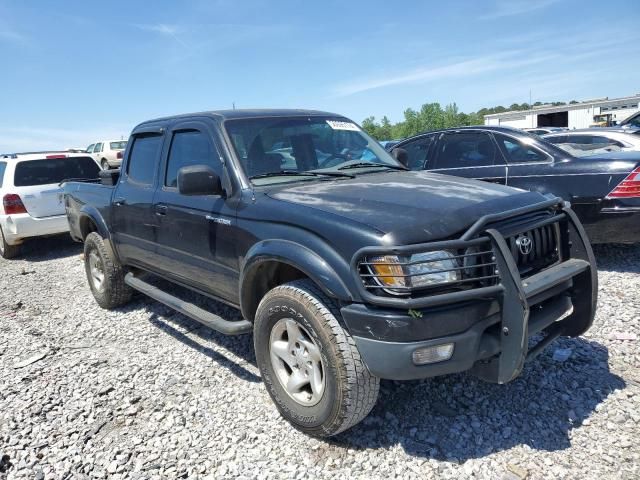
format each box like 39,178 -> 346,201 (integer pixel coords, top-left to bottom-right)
391,148 -> 409,168
177,165 -> 223,196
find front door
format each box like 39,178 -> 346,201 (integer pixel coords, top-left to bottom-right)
152,120 -> 239,303
427,131 -> 507,184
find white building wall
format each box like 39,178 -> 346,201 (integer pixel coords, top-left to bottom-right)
568,107 -> 593,129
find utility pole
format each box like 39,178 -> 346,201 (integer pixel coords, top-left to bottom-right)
232,102 -> 236,110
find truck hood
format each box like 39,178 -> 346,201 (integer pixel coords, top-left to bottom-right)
266,171 -> 549,243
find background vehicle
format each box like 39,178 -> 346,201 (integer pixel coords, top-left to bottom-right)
618,110 -> 640,130
85,140 -> 127,170
523,127 -> 568,136
0,152 -> 100,258
63,110 -> 596,436
389,126 -> 640,243
543,128 -> 640,155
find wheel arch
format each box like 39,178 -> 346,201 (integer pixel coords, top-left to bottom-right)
239,240 -> 353,322
78,206 -> 110,241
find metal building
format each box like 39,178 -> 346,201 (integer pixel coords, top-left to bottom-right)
484,94 -> 640,129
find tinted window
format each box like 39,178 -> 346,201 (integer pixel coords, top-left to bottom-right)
14,157 -> 100,186
401,136 -> 434,170
545,135 -> 567,144
165,130 -> 220,188
127,135 -> 162,185
496,134 -> 547,163
110,141 -> 127,150
94,143 -> 103,153
590,136 -> 624,147
0,162 -> 6,187
433,132 -> 499,169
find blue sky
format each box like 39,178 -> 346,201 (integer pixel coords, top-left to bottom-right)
1,0 -> 639,150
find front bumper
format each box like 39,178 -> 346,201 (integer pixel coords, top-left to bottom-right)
344,200 -> 597,384
0,213 -> 70,245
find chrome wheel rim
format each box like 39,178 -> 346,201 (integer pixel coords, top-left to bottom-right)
0,228 -> 5,255
269,318 -> 325,406
88,250 -> 105,291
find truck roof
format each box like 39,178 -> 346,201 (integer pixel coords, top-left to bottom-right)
135,109 -> 343,128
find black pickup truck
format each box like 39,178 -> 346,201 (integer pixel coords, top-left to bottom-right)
63,110 -> 597,437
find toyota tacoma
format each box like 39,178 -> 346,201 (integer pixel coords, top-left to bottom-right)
62,110 -> 597,437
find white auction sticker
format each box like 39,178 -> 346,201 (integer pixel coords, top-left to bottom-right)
326,120 -> 360,131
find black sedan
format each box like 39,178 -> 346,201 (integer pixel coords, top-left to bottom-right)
387,126 -> 640,243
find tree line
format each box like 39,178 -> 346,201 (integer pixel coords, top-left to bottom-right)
361,100 -> 578,140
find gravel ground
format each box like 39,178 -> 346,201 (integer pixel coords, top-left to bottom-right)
1,236 -> 639,480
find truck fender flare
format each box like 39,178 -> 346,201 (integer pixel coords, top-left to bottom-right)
239,240 -> 353,318
78,206 -> 111,240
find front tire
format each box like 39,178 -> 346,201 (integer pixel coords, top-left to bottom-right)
84,232 -> 133,309
254,279 -> 379,437
0,226 -> 20,259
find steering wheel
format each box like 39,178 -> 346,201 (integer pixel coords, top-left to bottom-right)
318,153 -> 349,169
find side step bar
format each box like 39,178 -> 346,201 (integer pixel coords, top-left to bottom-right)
124,273 -> 253,335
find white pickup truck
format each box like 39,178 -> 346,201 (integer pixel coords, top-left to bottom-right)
0,152 -> 101,258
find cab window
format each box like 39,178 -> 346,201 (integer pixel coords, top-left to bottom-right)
165,130 -> 221,188
127,135 -> 162,185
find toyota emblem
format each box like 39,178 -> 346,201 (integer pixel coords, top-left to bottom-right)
516,235 -> 533,255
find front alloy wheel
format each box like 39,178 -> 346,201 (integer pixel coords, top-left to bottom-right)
269,318 -> 325,406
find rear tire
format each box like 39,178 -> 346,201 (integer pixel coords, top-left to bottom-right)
0,226 -> 20,259
101,159 -> 109,170
84,232 -> 132,309
254,279 -> 379,437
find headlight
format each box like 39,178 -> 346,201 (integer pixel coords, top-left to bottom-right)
408,251 -> 460,288
367,250 -> 460,293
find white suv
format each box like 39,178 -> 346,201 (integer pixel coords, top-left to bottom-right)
85,140 -> 127,170
0,152 -> 101,258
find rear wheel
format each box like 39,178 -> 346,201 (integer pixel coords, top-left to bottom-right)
101,159 -> 109,170
84,232 -> 132,309
0,226 -> 20,259
254,279 -> 379,437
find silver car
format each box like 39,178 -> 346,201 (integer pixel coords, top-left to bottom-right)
542,128 -> 640,156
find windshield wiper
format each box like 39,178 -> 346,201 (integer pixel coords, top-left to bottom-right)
337,162 -> 408,171
249,170 -> 354,180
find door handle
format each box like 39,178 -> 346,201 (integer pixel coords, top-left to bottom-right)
113,197 -> 127,206
155,205 -> 168,216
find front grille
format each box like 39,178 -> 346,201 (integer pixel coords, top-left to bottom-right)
358,239 -> 498,297
505,222 -> 560,277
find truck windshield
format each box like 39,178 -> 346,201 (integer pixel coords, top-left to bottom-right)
14,157 -> 100,186
224,116 -> 404,184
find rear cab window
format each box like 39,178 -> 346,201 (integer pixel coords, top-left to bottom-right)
13,157 -> 100,186
126,134 -> 163,185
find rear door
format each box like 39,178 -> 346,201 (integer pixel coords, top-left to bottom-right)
111,130 -> 165,268
152,119 -> 239,302
494,132 -> 555,193
426,131 -> 507,184
12,156 -> 100,218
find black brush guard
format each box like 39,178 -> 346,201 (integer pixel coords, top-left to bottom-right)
350,198 -> 598,384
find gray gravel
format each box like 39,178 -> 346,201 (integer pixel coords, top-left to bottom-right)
1,236 -> 639,479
